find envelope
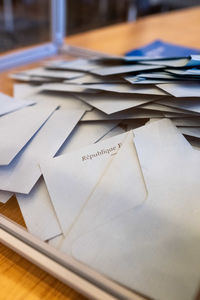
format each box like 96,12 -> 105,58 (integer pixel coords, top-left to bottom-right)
82,83 -> 168,95
178,127 -> 200,139
157,97 -> 200,114
157,83 -> 200,97
0,92 -> 35,116
14,83 -> 41,99
39,83 -> 97,94
45,58 -> 100,72
17,120 -> 118,241
81,108 -> 188,122
0,109 -> 84,194
27,90 -> 92,111
41,132 -> 128,237
144,54 -> 200,68
76,92 -> 160,114
67,74 -> 124,85
140,102 -> 195,115
56,120 -> 119,156
14,83 -> 92,112
90,64 -> 164,76
67,119 -> 200,300
17,177 -> 62,241
172,118 -> 200,127
0,191 -> 13,204
16,67 -> 83,80
125,40 -> 200,58
0,102 -> 57,165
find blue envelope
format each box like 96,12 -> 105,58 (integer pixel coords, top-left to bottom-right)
126,39 -> 200,58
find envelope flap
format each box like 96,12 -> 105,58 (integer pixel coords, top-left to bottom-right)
133,119 -> 193,191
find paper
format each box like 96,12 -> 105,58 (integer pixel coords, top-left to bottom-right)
81,108 -> 172,122
178,127 -> 200,139
56,121 -> 119,156
14,83 -> 41,99
157,83 -> 200,97
126,40 -> 200,58
40,83 -> 97,94
140,102 -> 196,115
16,67 -> 83,80
17,177 -> 62,241
46,58 -> 100,72
59,132 -> 147,254
82,83 -> 168,95
91,64 -> 164,76
0,191 -> 13,204
0,102 -> 57,165
172,118 -> 200,127
157,97 -> 200,114
0,92 -> 35,116
76,92 -> 160,114
0,109 -> 84,194
41,132 -> 127,236
28,91 -> 92,111
70,119 -> 200,300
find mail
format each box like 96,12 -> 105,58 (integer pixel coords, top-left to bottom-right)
2,39 -> 200,300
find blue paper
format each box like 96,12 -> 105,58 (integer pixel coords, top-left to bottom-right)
126,40 -> 200,59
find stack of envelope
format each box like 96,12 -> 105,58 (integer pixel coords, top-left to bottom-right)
2,41 -> 200,300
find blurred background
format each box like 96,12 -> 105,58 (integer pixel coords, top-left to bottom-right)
0,0 -> 200,54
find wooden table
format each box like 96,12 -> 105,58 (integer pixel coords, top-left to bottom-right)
1,6 -> 200,300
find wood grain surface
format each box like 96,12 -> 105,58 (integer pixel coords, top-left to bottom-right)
1,6 -> 200,300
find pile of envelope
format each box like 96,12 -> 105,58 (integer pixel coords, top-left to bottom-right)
1,51 -> 200,300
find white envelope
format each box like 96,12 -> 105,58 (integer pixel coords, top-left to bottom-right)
157,83 -> 200,97
68,119 -> 200,300
39,83 -> 97,94
81,108 -> 165,121
46,58 -> 100,72
0,92 -> 35,116
17,177 -> 62,241
0,109 -> 84,194
178,127 -> 200,139
157,97 -> 200,114
17,120 -> 117,242
90,64 -> 164,76
76,92 -> 160,114
172,118 -> 200,127
67,74 -> 124,85
14,83 -> 41,99
14,83 -> 92,112
41,132 -> 128,237
27,91 -> 92,111
0,191 -> 13,204
82,83 -> 168,95
0,102 -> 57,165
17,67 -> 83,79
56,121 -> 119,156
140,102 -> 195,115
